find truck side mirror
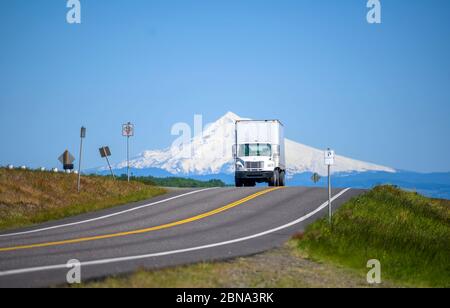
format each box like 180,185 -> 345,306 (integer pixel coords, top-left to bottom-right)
232,144 -> 237,159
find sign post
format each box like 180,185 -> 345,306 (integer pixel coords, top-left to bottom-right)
122,122 -> 134,182
99,146 -> 115,180
77,127 -> 86,193
311,173 -> 321,184
324,148 -> 335,224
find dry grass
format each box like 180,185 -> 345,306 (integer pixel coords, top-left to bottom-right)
0,168 -> 166,230
75,242 -> 397,288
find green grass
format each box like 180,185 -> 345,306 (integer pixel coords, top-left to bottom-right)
0,168 -> 166,230
295,185 -> 450,288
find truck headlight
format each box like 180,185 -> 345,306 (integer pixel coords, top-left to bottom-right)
267,163 -> 274,168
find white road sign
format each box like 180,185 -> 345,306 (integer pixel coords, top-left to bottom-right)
325,150 -> 335,166
122,123 -> 134,137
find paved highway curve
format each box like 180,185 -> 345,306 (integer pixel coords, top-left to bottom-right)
0,186 -> 364,288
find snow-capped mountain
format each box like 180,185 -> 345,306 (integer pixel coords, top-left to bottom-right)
112,112 -> 395,176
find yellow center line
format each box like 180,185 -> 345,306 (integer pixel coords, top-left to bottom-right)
0,187 -> 282,253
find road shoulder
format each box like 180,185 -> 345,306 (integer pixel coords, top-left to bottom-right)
75,241 -> 398,288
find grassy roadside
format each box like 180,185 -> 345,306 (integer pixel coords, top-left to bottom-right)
295,186 -> 450,288
75,242 -> 397,288
0,168 -> 166,231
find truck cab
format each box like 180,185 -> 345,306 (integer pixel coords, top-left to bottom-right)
233,120 -> 286,187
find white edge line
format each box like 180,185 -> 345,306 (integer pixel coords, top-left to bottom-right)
0,188 -> 218,238
0,188 -> 351,277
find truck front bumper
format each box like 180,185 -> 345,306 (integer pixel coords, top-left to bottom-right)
235,171 -> 274,181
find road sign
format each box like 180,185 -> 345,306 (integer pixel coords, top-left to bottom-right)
59,151 -> 75,164
122,122 -> 134,182
311,173 -> 321,184
99,146 -> 115,180
99,146 -> 111,158
325,149 -> 335,166
58,150 -> 75,170
324,148 -> 335,224
122,123 -> 134,137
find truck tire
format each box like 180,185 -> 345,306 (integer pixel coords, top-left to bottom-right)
269,173 -> 275,187
270,170 -> 280,187
235,178 -> 243,187
279,171 -> 286,187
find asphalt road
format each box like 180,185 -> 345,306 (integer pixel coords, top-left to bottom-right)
0,186 -> 364,288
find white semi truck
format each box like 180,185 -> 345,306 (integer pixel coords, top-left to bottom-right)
233,120 -> 286,187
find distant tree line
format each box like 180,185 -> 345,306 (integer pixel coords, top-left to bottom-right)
118,174 -> 226,188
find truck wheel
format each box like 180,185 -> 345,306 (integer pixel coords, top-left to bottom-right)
235,178 -> 243,187
279,171 -> 286,187
270,170 -> 280,187
269,173 -> 275,187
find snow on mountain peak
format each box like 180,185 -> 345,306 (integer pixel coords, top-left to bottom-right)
285,139 -> 395,176
221,111 -> 242,122
114,112 -> 396,176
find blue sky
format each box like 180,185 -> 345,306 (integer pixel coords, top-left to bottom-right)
0,0 -> 449,172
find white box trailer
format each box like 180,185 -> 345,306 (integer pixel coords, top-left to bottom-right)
233,120 -> 286,187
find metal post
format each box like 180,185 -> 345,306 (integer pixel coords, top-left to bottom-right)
77,137 -> 83,192
127,135 -> 130,182
122,122 -> 133,182
105,155 -> 115,180
328,164 -> 332,224
77,127 -> 86,193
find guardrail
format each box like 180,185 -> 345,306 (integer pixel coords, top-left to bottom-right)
0,165 -> 79,174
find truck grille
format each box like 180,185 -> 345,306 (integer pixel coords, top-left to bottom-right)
245,161 -> 264,169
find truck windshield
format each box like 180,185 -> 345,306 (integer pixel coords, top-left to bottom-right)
238,144 -> 272,157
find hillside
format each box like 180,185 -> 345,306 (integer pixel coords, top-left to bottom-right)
0,168 -> 166,230
296,186 -> 450,287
